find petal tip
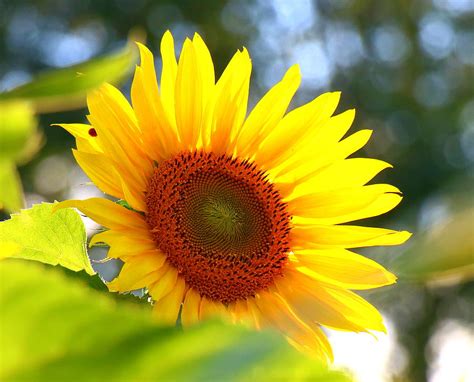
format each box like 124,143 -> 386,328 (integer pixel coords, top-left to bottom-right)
386,270 -> 398,284
192,31 -> 204,42
52,200 -> 76,214
289,63 -> 302,78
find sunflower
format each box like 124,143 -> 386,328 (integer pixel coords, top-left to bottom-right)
56,31 -> 410,361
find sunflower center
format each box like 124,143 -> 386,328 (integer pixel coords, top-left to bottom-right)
145,151 -> 291,304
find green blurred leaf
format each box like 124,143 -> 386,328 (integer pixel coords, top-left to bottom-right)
0,100 -> 37,161
0,161 -> 24,212
394,208 -> 474,284
0,35 -> 141,113
0,100 -> 40,212
0,260 -> 352,382
0,203 -> 94,275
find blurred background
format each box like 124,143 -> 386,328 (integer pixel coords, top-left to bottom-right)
0,0 -> 473,381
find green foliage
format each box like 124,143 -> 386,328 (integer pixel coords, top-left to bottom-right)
0,37 -> 140,113
0,242 -> 21,259
395,207 -> 474,284
0,260 -> 352,382
0,101 -> 38,160
0,203 -> 94,275
0,101 -> 40,212
0,162 -> 24,214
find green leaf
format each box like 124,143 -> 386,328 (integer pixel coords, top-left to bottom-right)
0,100 -> 40,212
0,260 -> 352,382
0,100 -> 38,161
394,207 -> 474,284
0,161 -> 24,213
0,36 -> 141,113
0,203 -> 94,275
0,242 -> 21,259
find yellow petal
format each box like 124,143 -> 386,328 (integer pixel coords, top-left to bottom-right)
206,48 -> 251,154
277,269 -> 386,333
152,276 -> 186,325
269,113 -> 366,185
199,297 -> 228,321
291,224 -> 412,249
175,37 -> 214,149
131,66 -> 165,160
72,150 -> 123,198
148,263 -> 179,302
253,290 -> 333,361
317,108 -> 356,144
75,137 -> 99,154
107,254 -> 165,292
288,184 -> 402,224
89,229 -> 157,258
131,44 -> 179,160
255,92 -> 340,170
56,123 -> 102,153
192,33 -> 215,105
234,65 -> 301,159
246,299 -> 263,330
336,129 -> 373,158
98,83 -> 141,134
286,324 -> 333,363
160,30 -> 178,127
86,89 -> 149,192
322,288 -> 386,332
181,287 -> 202,327
55,198 -> 148,232
293,248 -> 397,289
118,173 -> 147,212
290,157 -> 392,198
228,299 -> 252,325
90,84 -> 148,164
57,122 -> 92,140
325,191 -> 401,225
276,276 -> 363,333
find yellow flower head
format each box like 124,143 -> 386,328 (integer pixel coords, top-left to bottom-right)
57,31 -> 411,362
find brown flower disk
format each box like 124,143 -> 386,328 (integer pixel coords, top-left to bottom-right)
145,151 -> 291,304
